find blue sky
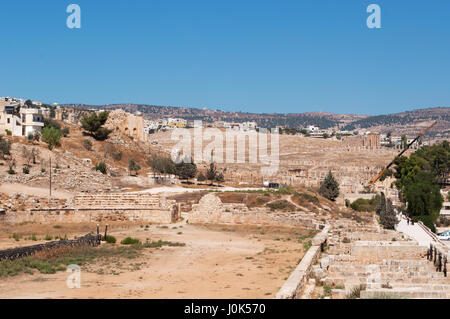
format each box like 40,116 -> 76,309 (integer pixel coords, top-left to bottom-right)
1,0 -> 449,115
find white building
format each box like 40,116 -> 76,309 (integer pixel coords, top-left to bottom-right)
0,98 -> 44,137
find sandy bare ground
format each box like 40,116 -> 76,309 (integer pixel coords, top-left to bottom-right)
0,221 -> 310,299
0,183 -> 73,200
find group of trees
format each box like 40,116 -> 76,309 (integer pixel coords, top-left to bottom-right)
391,141 -> 449,232
41,118 -> 69,150
147,153 -> 225,183
81,111 -> 112,140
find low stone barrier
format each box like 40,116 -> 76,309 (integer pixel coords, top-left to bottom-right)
3,206 -> 180,224
275,225 -> 330,299
0,233 -> 101,262
350,241 -> 427,263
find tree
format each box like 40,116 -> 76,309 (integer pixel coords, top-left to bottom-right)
25,100 -> 33,108
0,136 -> 11,159
174,157 -> 197,180
401,134 -> 408,149
206,163 -> 217,183
319,170 -> 340,201
197,172 -> 206,182
216,172 -> 225,183
129,158 -> 141,176
392,142 -> 449,232
377,193 -> 398,230
81,111 -> 112,140
41,126 -> 61,150
148,153 -> 175,175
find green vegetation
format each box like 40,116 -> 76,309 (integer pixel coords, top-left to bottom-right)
41,126 -> 61,150
376,193 -> 398,230
128,158 -> 141,176
346,284 -> 366,299
0,135 -> 12,159
0,245 -> 144,277
61,127 -> 70,137
319,171 -> 339,201
393,141 -> 448,232
103,235 -> 116,244
82,139 -> 93,151
120,237 -> 141,245
350,195 -> 380,212
197,172 -> 206,182
80,111 -> 112,140
266,200 -> 296,212
142,239 -> 186,248
94,161 -> 107,174
22,166 -> 30,174
292,192 -> 319,206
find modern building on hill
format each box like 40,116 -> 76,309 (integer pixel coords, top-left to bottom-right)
0,98 -> 44,137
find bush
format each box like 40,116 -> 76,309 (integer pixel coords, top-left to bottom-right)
112,151 -> 122,161
5,129 -> 12,136
22,166 -> 29,174
27,132 -> 34,141
0,136 -> 11,159
349,195 -> 380,212
41,168 -> 46,173
103,235 -> 116,244
82,139 -> 93,151
121,237 -> 141,245
94,161 -> 107,174
41,126 -> 61,150
43,118 -> 61,131
197,172 -> 206,182
61,127 -> 70,137
128,158 -> 141,175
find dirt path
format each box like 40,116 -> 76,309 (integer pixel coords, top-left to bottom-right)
0,222 -> 309,299
0,183 -> 73,200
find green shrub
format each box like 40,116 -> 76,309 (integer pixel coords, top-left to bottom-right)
103,235 -> 117,244
94,161 -> 107,174
41,168 -> 46,173
5,129 -> 12,136
121,237 -> 141,245
44,234 -> 53,241
82,139 -> 93,151
41,126 -> 61,150
61,127 -> 70,137
22,166 -> 29,174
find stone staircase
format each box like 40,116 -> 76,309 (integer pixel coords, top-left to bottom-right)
312,218 -> 450,299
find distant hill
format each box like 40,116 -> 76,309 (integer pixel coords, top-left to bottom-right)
63,103 -> 449,136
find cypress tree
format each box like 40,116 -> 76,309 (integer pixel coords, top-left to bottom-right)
319,170 -> 340,201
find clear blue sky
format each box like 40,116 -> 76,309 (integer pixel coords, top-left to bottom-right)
1,0 -> 449,115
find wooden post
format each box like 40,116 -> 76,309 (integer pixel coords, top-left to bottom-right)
104,224 -> 108,240
49,157 -> 52,199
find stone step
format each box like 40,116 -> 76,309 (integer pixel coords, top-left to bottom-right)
360,288 -> 448,299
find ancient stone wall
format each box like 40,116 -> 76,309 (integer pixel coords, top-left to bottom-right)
275,225 -> 330,299
189,193 -> 318,228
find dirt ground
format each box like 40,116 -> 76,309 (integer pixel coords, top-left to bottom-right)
0,221 -> 313,299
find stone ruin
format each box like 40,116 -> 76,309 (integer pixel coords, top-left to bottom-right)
2,192 -> 181,224
189,193 -> 321,229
